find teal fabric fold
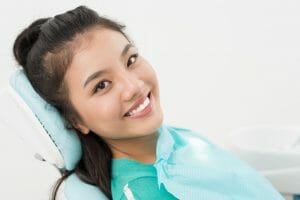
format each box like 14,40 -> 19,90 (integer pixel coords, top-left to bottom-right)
111,158 -> 177,200
154,124 -> 284,200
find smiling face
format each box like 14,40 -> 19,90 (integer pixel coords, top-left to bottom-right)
64,27 -> 163,141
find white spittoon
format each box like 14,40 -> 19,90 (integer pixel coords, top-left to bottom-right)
229,126 -> 300,197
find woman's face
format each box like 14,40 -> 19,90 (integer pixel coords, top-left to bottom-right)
64,27 -> 163,140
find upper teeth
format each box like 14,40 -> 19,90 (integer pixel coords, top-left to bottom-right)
128,97 -> 150,116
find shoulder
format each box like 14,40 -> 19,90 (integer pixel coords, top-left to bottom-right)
118,178 -> 177,200
111,159 -> 157,199
111,158 -> 177,200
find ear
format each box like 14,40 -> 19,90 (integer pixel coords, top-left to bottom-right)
73,122 -> 90,135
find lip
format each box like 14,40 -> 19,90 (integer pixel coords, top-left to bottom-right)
124,92 -> 152,118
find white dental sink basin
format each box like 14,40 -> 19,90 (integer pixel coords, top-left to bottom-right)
228,126 -> 300,195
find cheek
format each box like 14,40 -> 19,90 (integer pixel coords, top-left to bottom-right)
99,103 -> 117,118
87,97 -> 121,121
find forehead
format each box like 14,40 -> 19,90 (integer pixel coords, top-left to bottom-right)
65,28 -> 129,88
71,28 -> 128,69
73,27 -> 129,63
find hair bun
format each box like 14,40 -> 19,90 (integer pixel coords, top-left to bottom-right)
13,18 -> 50,67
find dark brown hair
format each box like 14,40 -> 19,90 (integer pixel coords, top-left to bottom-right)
13,5 -> 129,199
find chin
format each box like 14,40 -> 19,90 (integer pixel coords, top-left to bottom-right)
128,113 -> 163,138
144,112 -> 164,135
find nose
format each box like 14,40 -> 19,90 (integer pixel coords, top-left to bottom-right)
120,73 -> 145,102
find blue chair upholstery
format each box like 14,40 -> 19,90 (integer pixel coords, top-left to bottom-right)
7,69 -> 107,199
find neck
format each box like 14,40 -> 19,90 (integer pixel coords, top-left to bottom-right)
105,131 -> 158,164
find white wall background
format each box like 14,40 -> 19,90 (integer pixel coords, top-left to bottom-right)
0,0 -> 299,199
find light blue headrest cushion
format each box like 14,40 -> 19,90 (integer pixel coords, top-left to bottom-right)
9,69 -> 82,170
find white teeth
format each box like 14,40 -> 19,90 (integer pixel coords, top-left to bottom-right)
128,97 -> 150,116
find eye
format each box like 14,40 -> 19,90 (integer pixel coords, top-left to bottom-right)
127,53 -> 139,67
94,80 -> 111,93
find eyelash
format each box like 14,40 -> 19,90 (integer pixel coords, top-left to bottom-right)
93,53 -> 139,94
127,53 -> 139,67
93,80 -> 111,94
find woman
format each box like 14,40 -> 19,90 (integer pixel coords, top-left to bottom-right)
13,6 -> 283,200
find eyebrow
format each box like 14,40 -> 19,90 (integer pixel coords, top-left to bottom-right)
121,43 -> 133,57
83,70 -> 105,88
83,43 -> 133,88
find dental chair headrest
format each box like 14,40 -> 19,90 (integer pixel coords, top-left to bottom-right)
0,69 -> 82,170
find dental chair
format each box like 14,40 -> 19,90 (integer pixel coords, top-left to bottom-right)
0,69 -> 298,199
0,69 -> 108,199
229,126 -> 300,200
